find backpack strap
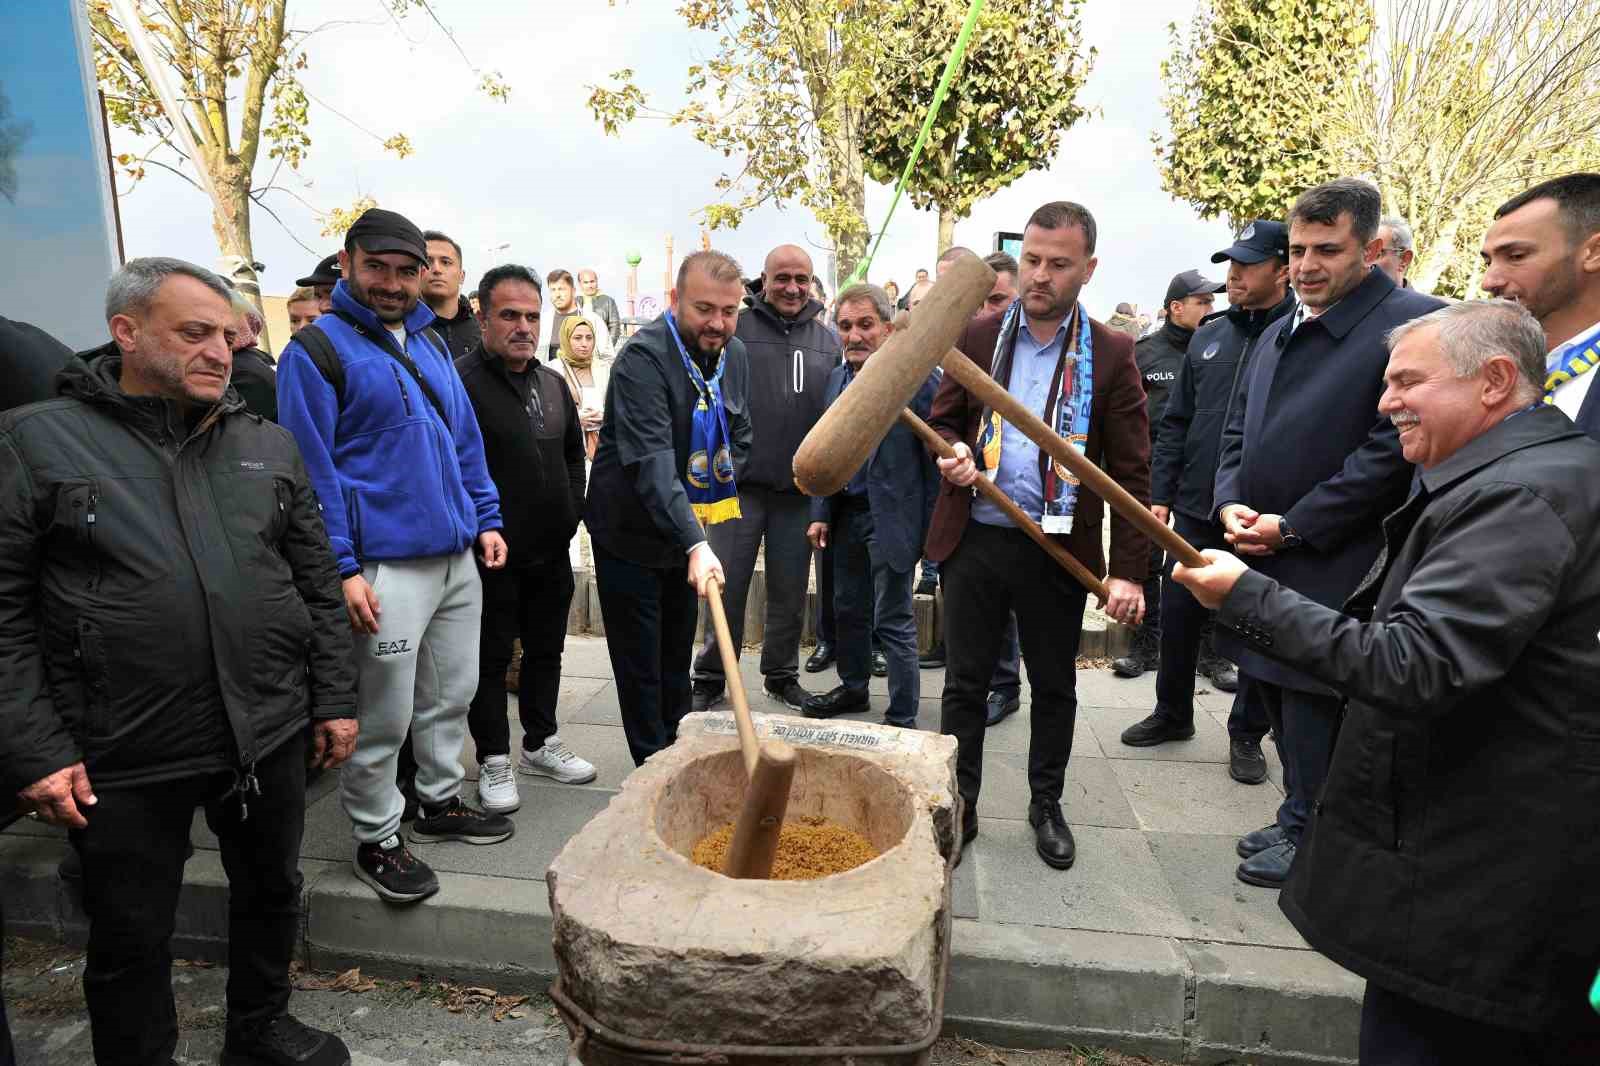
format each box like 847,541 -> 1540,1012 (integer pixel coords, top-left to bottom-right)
330,310 -> 453,433
293,324 -> 345,407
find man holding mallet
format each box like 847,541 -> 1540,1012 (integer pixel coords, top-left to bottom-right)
925,201 -> 1152,870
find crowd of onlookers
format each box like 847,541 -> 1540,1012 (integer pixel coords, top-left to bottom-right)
2,169 -> 1600,1064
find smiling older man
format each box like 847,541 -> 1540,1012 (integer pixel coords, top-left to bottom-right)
1174,299 -> 1600,1065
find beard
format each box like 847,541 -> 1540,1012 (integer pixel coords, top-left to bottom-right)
349,276 -> 417,323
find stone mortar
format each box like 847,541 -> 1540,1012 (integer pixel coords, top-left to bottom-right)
549,711 -> 959,1056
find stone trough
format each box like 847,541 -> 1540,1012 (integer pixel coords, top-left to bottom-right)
548,711 -> 961,1065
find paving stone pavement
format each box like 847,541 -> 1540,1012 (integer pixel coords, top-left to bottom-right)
1,635 -> 1359,1065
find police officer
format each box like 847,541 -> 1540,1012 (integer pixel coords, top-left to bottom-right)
1122,223 -> 1292,785
1111,270 -> 1222,680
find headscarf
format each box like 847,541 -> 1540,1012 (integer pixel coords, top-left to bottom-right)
558,314 -> 596,370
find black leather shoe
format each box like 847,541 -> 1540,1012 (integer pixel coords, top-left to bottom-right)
222,1013 -> 351,1065
985,691 -> 1020,727
804,684 -> 869,719
1236,822 -> 1287,859
1229,737 -> 1268,784
805,642 -> 835,673
690,680 -> 725,713
764,677 -> 811,712
918,643 -> 946,669
1119,711 -> 1195,747
870,650 -> 889,677
1029,800 -> 1075,870
1205,658 -> 1240,692
1111,628 -> 1160,678
1236,838 -> 1296,887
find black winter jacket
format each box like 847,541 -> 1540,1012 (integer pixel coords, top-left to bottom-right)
585,315 -> 751,567
455,348 -> 585,568
232,346 -> 278,423
1151,293 -> 1294,520
1220,407 -> 1600,1034
430,296 -> 482,361
0,316 -> 71,413
0,349 -> 356,796
1132,320 -> 1191,440
733,293 -> 840,493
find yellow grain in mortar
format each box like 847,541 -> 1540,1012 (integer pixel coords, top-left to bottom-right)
692,815 -> 879,879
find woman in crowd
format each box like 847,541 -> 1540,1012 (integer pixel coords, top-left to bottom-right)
556,315 -> 609,461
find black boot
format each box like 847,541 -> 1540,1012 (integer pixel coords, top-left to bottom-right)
1111,624 -> 1160,679
222,1014 -> 351,1065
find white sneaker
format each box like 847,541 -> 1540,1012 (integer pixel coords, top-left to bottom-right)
476,755 -> 521,814
518,735 -> 598,784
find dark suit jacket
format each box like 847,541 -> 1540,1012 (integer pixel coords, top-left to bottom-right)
1575,375 -> 1600,440
1212,267 -> 1444,691
924,310 -> 1152,581
811,366 -> 941,574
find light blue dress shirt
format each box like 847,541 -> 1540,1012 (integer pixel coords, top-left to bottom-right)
971,309 -> 1070,528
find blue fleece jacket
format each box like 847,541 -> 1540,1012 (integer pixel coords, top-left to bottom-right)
276,282 -> 501,577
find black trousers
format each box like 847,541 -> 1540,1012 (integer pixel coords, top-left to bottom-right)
1254,678 -> 1341,841
593,542 -> 697,766
814,542 -> 835,645
70,731 -> 307,1066
940,522 -> 1088,812
1359,982 -> 1600,1065
0,893 -> 12,1066
468,557 -> 573,757
1156,513 -> 1269,740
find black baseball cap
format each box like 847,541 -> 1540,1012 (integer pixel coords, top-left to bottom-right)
1211,219 -> 1289,265
1164,269 -> 1225,306
343,207 -> 428,265
295,254 -> 341,288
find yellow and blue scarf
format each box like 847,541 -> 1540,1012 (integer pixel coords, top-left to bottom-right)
1544,322 -> 1600,403
666,309 -> 741,525
976,300 -> 1094,535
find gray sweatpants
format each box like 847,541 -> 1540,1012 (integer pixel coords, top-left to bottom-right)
341,550 -> 482,844
692,487 -> 813,687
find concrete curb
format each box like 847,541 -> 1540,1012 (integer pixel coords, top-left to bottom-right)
3,836 -> 1359,1064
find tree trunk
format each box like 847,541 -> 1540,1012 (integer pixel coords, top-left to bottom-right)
830,139 -> 867,283
1410,212 -> 1462,296
937,208 -> 955,256
207,159 -> 269,347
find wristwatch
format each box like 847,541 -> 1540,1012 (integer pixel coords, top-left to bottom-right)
1277,518 -> 1304,550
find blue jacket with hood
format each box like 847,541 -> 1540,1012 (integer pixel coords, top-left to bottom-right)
276,281 -> 501,578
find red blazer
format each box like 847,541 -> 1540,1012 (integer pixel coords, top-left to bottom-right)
924,312 -> 1152,581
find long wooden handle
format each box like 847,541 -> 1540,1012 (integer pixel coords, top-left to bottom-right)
939,348 -> 1208,569
704,578 -> 760,778
723,740 -> 797,880
898,409 -> 1109,602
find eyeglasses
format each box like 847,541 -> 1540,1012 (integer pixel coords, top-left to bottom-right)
1379,245 -> 1406,259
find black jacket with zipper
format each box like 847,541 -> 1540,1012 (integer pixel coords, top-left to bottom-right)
733,291 -> 840,493
454,347 -> 585,568
1132,320 -> 1192,440
1219,406 -> 1600,1034
430,296 -> 482,361
0,347 -> 356,796
1150,291 -> 1295,521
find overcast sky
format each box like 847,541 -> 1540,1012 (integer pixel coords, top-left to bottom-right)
114,0 -> 1235,330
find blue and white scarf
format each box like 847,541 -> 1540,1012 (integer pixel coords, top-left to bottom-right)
976,300 -> 1094,534
665,310 -> 741,525
1545,321 -> 1600,403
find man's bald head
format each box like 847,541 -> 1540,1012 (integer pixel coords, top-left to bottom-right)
762,244 -> 815,319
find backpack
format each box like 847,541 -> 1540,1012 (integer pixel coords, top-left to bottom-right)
293,310 -> 453,431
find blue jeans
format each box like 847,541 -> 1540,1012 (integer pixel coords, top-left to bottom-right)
832,502 -> 919,725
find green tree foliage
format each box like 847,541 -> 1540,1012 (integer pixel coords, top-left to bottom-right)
91,0 -> 507,302
1315,0 -> 1600,295
589,1 -> 895,281
861,0 -> 1094,255
1155,0 -> 1374,229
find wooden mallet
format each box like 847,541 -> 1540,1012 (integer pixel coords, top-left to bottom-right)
793,253 -> 995,497
702,575 -> 796,880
